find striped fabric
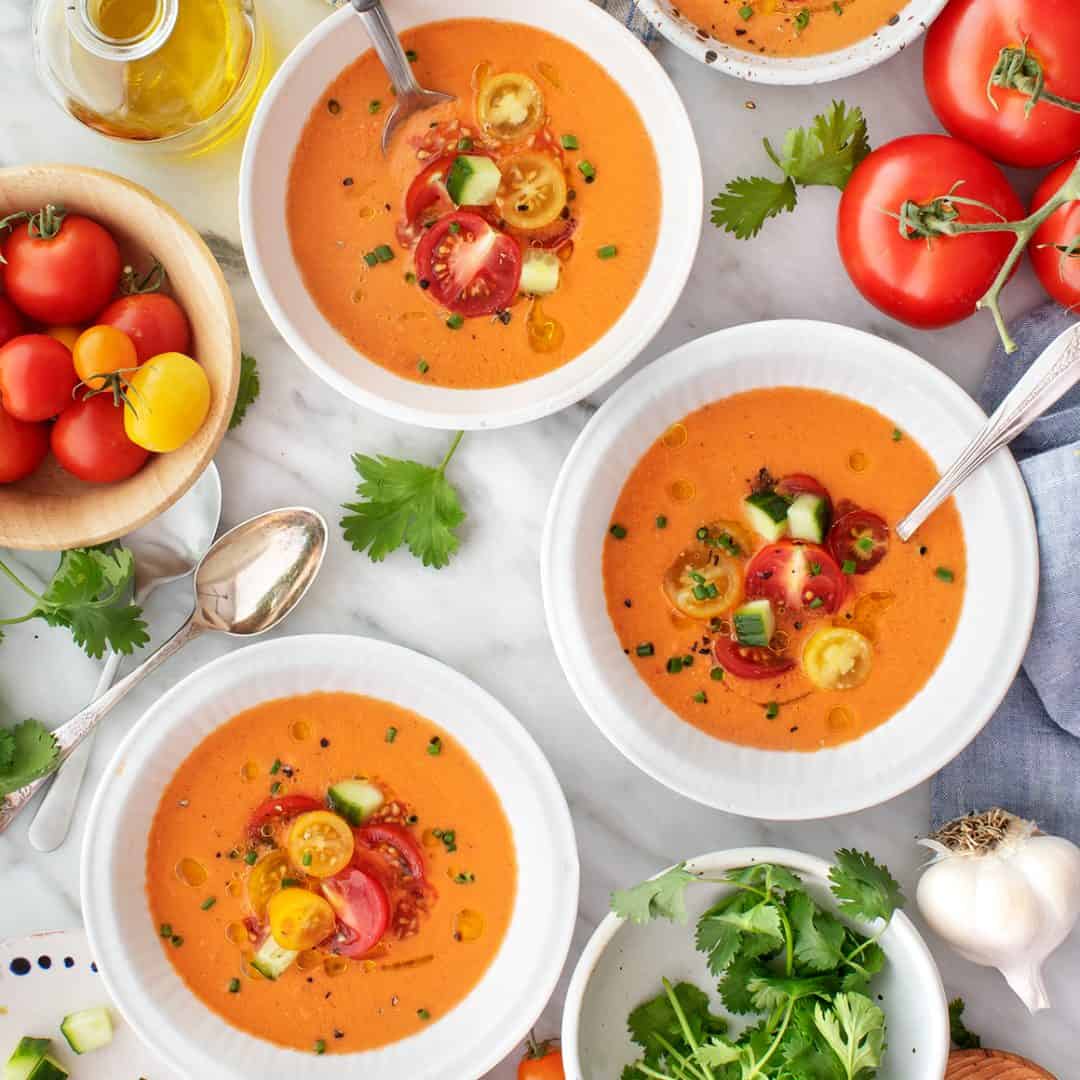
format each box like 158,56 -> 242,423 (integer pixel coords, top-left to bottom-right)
590,0 -> 659,45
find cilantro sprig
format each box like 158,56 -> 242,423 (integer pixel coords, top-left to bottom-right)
710,101 -> 871,239
341,431 -> 466,569
0,719 -> 59,797
229,352 -> 260,431
949,997 -> 981,1050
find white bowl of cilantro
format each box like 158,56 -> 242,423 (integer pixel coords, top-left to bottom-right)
562,846 -> 948,1080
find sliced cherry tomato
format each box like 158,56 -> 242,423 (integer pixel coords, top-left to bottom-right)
287,810 -> 355,878
0,296 -> 25,348
0,409 -> 49,484
802,626 -> 873,690
50,395 -> 150,484
246,793 -> 324,843
322,868 -> 392,958
97,293 -> 191,365
1030,156 -> 1080,311
496,153 -> 567,231
663,547 -> 743,620
476,72 -> 544,143
414,211 -> 521,318
775,473 -> 832,507
356,822 -> 427,885
510,215 -> 577,251
72,325 -> 138,391
0,334 -> 77,421
124,352 -> 211,453
713,636 -> 795,681
405,154 -> 461,229
246,850 -> 291,918
519,1035 -> 565,1080
827,509 -> 890,574
745,541 -> 848,615
267,887 -> 336,951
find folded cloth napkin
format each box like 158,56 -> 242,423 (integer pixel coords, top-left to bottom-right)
931,302 -> 1080,842
590,0 -> 659,45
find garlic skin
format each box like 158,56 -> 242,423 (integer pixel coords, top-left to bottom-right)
916,809 -> 1080,1013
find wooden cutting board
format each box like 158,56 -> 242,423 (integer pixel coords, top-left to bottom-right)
947,1050 -> 1056,1079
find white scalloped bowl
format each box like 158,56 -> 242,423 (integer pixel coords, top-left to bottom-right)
81,635 -> 579,1080
541,320 -> 1038,820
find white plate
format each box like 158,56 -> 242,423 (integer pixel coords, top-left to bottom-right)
239,0 -> 702,430
562,847 -> 949,1080
639,0 -> 948,84
80,635 -> 579,1079
540,320 -> 1038,820
0,928 -> 180,1078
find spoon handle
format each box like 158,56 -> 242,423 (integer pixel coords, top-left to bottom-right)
350,0 -> 421,99
896,324 -> 1080,542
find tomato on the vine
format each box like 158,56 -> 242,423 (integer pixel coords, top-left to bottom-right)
0,409 -> 49,484
0,334 -> 78,422
837,135 -> 1026,330
50,394 -> 150,484
97,292 -> 192,364
1030,156 -> 1080,311
518,1033 -> 564,1080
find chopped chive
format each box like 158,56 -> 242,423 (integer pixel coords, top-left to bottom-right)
159,923 -> 173,938
302,851 -> 313,867
171,935 -> 184,947
832,0 -> 843,11
369,99 -> 381,114
560,134 -> 580,150
841,559 -> 856,575
693,584 -> 709,601
692,691 -> 707,704
363,251 -> 378,268
428,735 -> 443,756
857,536 -> 874,552
666,657 -> 684,674
405,48 -> 418,61
808,597 -> 824,609
386,726 -> 398,743
935,566 -> 955,582
765,701 -> 779,719
269,758 -> 281,775
635,642 -> 655,657
689,570 -> 705,583
270,781 -> 282,795
457,136 -> 473,151
417,1009 -> 431,1021
417,359 -> 429,374
696,527 -> 709,541
281,878 -> 302,889
794,7 -> 811,30
228,977 -> 241,993
448,221 -> 461,235
739,3 -> 753,16
809,562 -> 822,576
597,244 -> 618,260
314,1039 -> 327,1055
710,666 -> 725,681
578,160 -> 596,183
892,428 -> 903,441
683,654 -> 695,667
373,244 -> 394,263
655,515 -> 668,529
453,871 -> 475,884
405,271 -> 416,284
446,313 -> 464,330
244,851 -> 258,866
200,896 -> 217,911
609,523 -> 627,539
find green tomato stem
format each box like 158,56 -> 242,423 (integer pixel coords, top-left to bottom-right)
987,45 -> 1080,118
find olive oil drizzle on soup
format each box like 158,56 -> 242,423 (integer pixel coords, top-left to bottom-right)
603,389 -> 966,751
146,692 -> 516,1053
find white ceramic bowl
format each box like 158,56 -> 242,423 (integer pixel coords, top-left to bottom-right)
541,320 -> 1038,819
563,847 -> 949,1080
81,634 -> 579,1080
639,0 -> 948,84
239,0 -> 702,430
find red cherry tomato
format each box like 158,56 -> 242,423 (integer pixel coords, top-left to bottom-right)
713,636 -> 795,681
405,154 -> 460,229
50,395 -> 150,483
0,334 -> 78,421
1,211 -> 121,324
838,135 -> 1026,330
356,822 -> 427,885
923,0 -> 1080,169
519,1037 -> 565,1080
97,293 -> 192,365
745,541 -> 848,615
774,473 -> 833,520
0,409 -> 49,484
322,868 -> 391,958
246,793 -> 324,843
414,211 -> 522,318
0,296 -> 25,348
827,509 -> 890,574
1030,156 -> 1080,311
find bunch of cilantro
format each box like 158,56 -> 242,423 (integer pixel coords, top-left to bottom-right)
611,850 -> 906,1080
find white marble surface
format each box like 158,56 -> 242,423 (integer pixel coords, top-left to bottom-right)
0,0 -> 1076,1075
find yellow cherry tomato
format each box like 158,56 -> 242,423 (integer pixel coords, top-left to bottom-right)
124,351 -> 210,453
267,887 -> 337,951
246,850 -> 290,918
497,153 -> 567,231
802,627 -> 873,690
287,811 -> 354,878
46,325 -> 82,351
663,546 -> 743,621
476,72 -> 544,142
72,325 -> 138,391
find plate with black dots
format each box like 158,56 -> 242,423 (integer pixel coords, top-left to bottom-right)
1,928 -> 181,1078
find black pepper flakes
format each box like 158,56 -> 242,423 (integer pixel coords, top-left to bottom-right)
320,738 -> 330,748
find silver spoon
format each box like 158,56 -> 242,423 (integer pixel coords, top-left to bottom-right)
0,506 -> 327,833
897,323 -> 1080,542
27,465 -> 223,852
350,0 -> 453,154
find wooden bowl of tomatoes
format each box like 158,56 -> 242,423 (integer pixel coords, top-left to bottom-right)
0,164 -> 240,550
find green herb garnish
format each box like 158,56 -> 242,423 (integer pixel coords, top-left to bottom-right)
368,99 -> 381,114
229,353 -> 260,430
427,736 -> 442,756
610,524 -> 628,539
765,701 -> 779,719
656,515 -> 668,529
578,161 -> 596,183
200,897 -> 217,911
386,726 -> 398,743
949,997 -> 981,1050
560,134 -> 580,150
636,643 -> 655,657
597,244 -> 618,259
228,978 -> 241,993
842,559 -> 856,575
935,567 -> 955,583
0,720 -> 58,798
446,313 -> 464,329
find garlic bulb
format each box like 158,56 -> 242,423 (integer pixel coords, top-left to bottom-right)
916,808 -> 1080,1012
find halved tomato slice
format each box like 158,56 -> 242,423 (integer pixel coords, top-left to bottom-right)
827,509 -> 889,574
663,548 -> 742,621
496,153 -> 567,231
415,211 -> 522,318
714,636 -> 795,681
356,822 -> 427,885
802,626 -> 873,690
322,868 -> 392,958
267,887 -> 337,951
404,154 -> 458,229
745,541 -> 847,615
476,72 -> 544,143
287,810 -> 355,879
246,850 -> 291,918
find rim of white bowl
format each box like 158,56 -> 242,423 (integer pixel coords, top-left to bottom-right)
561,846 -> 950,1080
81,634 -> 579,1080
638,0 -> 949,84
540,320 -> 1039,820
238,1 -> 702,431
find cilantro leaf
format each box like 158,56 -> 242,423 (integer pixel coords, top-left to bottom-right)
781,1001 -> 848,1080
627,980 -> 727,1062
746,971 -> 839,1013
812,992 -> 885,1080
710,175 -> 797,239
718,953 -> 764,1015
0,720 -> 59,797
341,432 -> 466,569
0,728 -> 14,771
829,849 -> 905,924
725,862 -> 803,894
789,889 -> 846,973
949,997 -> 981,1050
229,352 -> 260,430
613,864 -> 698,925
696,888 -> 785,975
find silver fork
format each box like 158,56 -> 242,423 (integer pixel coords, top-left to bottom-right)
350,0 -> 454,155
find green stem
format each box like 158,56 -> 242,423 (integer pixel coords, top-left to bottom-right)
987,45 -> 1080,118
0,558 -> 42,603
652,1033 -> 710,1080
438,430 -> 465,472
662,978 -> 716,1080
745,999 -> 795,1080
0,613 -> 35,627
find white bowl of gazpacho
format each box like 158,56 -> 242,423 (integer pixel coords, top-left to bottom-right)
239,0 -> 701,429
80,634 -> 579,1079
540,320 -> 1038,819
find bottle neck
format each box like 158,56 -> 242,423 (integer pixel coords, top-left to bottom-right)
67,0 -> 178,61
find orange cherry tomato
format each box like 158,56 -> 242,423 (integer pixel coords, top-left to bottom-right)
518,1035 -> 564,1080
72,325 -> 138,391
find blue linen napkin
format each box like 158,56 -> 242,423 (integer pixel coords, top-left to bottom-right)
931,302 -> 1080,842
590,0 -> 658,45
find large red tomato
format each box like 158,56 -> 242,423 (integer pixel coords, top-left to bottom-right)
1030,156 -> 1080,311
837,135 -> 1026,330
0,409 -> 49,484
0,334 -> 78,421
50,395 -> 150,483
97,293 -> 191,364
924,0 -> 1080,169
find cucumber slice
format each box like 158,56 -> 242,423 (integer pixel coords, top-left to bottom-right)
250,934 -> 298,981
743,490 -> 791,541
328,778 -> 384,826
519,250 -> 561,296
27,1061 -> 67,1080
787,493 -> 830,543
445,155 -> 501,206
59,1007 -> 113,1055
5,1038 -> 50,1080
733,599 -> 775,647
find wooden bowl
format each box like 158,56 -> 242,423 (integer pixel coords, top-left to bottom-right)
0,164 -> 239,550
947,1049 -> 1057,1079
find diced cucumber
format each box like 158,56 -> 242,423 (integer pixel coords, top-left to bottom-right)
328,778 -> 384,826
250,934 -> 297,981
733,599 -> 775,647
4,1040 -> 67,1080
445,155 -> 501,206
519,250 -> 561,296
28,1061 -> 67,1080
59,1007 -> 113,1055
743,490 -> 791,541
787,493 -> 830,543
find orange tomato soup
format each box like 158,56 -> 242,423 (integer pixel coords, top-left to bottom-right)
146,692 -> 516,1053
676,0 -> 902,58
603,389 -> 966,751
286,18 -> 660,388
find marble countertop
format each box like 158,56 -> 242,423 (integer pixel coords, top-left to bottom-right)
0,0 -> 1075,1075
